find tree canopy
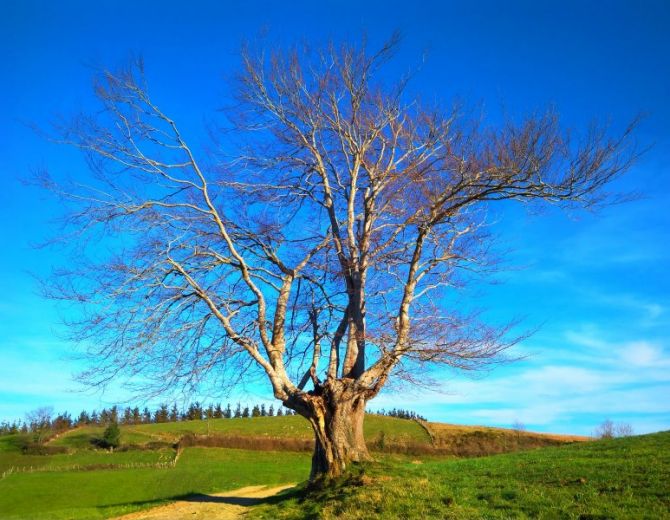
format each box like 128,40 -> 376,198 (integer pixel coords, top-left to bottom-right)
42,38 -> 636,478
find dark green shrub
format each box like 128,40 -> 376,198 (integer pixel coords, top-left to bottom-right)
21,443 -> 68,455
95,422 -> 121,449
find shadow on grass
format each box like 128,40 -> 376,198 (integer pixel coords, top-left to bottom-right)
182,486 -> 302,507
95,485 -> 304,517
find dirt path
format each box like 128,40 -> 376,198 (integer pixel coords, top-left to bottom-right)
113,484 -> 294,520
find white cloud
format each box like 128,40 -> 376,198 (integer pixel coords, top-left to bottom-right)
619,341 -> 667,367
374,328 -> 670,435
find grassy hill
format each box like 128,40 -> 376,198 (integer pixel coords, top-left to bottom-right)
252,431 -> 670,519
423,421 -> 588,456
47,415 -> 430,450
1,415 -> 654,519
0,447 -> 309,519
46,414 -> 581,456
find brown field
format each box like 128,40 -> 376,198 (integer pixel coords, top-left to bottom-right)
419,421 -> 589,457
427,421 -> 589,441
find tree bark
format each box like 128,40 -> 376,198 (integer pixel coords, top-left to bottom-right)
287,381 -> 371,481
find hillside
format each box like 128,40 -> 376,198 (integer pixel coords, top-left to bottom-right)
0,447 -> 309,519
251,431 -> 670,519
423,421 -> 588,456
47,415 -> 583,456
0,416 -> 664,519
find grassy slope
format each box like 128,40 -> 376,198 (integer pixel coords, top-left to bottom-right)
424,421 -> 589,456
427,421 -> 588,443
0,416 -> 610,519
50,415 -> 577,454
0,436 -> 24,453
0,448 -> 172,473
0,448 -> 310,519
50,415 -> 432,450
50,426 -> 159,449
252,431 -> 670,519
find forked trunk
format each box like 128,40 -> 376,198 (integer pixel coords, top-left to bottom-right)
288,383 -> 371,481
308,394 -> 369,480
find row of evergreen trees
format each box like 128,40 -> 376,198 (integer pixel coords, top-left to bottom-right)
370,408 -> 428,421
0,402 -> 295,435
0,402 -> 427,437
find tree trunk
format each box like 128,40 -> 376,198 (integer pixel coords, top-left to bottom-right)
288,382 -> 371,481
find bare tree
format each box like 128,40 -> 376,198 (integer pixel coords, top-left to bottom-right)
615,422 -> 634,437
595,419 -> 634,439
25,406 -> 53,445
595,419 -> 616,439
511,419 -> 526,433
40,38 -> 636,480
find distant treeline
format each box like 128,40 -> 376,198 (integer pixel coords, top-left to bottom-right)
368,408 -> 427,421
0,403 -> 426,436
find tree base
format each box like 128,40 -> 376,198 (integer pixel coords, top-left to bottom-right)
286,381 -> 371,481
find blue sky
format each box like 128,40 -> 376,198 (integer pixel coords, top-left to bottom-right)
1,0 -> 669,435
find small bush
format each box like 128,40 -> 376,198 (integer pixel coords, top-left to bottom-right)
595,420 -> 634,439
595,419 -> 615,439
21,442 -> 68,455
93,422 -> 121,449
615,422 -> 634,437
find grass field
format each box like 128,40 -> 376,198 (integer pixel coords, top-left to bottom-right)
48,414 -> 432,450
0,447 -> 309,519
1,417 -> 664,519
47,414 -> 579,457
252,431 -> 670,519
0,448 -> 173,473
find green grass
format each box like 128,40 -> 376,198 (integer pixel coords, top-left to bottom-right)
50,425 -> 158,449
0,447 -> 310,519
251,431 -> 670,519
3,418 -> 664,519
131,414 -> 314,440
0,435 -> 24,453
51,414 -> 431,450
0,448 -> 174,473
50,415 -> 576,457
0,415 -> 427,519
363,415 -> 430,446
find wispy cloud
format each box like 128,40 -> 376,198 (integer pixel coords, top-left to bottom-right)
375,327 -> 670,435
